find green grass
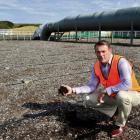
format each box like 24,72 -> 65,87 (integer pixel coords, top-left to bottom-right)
0,21 -> 14,29
0,21 -> 40,29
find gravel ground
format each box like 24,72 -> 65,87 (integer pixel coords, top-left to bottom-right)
0,40 -> 140,140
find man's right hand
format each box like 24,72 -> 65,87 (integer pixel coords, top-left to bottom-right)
58,85 -> 73,96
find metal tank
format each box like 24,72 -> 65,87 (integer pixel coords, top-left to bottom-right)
33,6 -> 140,40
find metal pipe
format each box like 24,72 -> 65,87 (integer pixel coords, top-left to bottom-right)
33,7 -> 140,40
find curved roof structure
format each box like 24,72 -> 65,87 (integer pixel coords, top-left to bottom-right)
33,7 -> 140,40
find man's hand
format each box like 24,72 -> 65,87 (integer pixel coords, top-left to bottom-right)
58,85 -> 73,96
97,92 -> 105,104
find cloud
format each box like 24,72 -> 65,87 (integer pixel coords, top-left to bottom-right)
0,0 -> 140,23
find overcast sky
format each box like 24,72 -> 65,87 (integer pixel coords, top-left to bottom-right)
0,0 -> 140,24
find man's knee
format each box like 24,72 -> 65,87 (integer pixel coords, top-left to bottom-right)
116,91 -> 131,105
84,94 -> 98,106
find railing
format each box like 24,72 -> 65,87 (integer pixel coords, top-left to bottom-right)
0,29 -> 34,40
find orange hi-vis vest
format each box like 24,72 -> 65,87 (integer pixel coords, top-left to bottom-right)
94,55 -> 140,96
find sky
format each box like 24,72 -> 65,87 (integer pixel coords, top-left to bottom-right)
0,0 -> 140,24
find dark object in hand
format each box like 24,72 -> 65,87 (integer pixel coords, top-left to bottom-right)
58,86 -> 68,95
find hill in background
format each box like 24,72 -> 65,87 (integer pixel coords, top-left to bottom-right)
0,21 -> 14,29
0,21 -> 40,29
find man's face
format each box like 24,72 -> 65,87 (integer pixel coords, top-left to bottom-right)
95,45 -> 112,64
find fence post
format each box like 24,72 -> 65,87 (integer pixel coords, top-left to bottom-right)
17,33 -> 18,40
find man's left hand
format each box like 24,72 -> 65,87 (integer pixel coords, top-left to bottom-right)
98,92 -> 105,103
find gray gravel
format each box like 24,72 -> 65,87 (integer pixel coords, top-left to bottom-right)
0,40 -> 140,140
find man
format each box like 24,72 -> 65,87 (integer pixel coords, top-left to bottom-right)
58,40 -> 140,138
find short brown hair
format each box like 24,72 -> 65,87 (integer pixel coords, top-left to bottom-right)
94,40 -> 111,50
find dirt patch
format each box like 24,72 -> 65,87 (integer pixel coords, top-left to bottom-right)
0,40 -> 140,139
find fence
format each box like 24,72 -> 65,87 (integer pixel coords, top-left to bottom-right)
0,29 -> 34,40
61,31 -> 111,41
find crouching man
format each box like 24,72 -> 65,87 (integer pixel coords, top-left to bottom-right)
58,40 -> 140,138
